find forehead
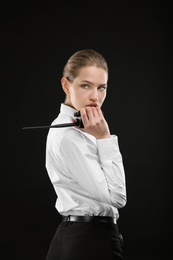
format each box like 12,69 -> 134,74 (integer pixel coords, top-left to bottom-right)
76,66 -> 108,83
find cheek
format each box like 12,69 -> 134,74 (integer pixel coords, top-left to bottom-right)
69,88 -> 77,98
99,92 -> 107,102
71,88 -> 87,99
69,89 -> 86,105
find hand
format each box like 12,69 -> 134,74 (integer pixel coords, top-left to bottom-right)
79,106 -> 111,139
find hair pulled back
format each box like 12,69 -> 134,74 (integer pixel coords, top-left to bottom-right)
63,49 -> 108,82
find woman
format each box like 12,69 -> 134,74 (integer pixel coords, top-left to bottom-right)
45,49 -> 127,260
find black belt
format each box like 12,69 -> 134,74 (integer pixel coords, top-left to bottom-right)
62,215 -> 116,224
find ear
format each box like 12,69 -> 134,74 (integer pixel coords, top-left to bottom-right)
61,77 -> 70,95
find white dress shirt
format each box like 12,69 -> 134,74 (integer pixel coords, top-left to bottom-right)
45,104 -> 126,220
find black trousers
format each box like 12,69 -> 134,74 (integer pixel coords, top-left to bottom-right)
46,221 -> 124,260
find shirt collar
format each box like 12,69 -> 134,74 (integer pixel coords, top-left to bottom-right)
60,103 -> 78,118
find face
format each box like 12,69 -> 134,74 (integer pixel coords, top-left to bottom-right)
62,66 -> 108,111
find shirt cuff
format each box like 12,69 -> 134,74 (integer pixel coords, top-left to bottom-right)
96,135 -> 119,163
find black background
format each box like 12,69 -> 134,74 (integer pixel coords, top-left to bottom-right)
1,1 -> 172,259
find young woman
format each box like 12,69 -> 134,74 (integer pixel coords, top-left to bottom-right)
45,49 -> 127,260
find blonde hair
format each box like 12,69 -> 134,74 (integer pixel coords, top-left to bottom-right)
63,49 -> 108,82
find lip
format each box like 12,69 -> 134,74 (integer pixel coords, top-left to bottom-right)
87,103 -> 98,107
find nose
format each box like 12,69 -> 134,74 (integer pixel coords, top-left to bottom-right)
89,89 -> 98,101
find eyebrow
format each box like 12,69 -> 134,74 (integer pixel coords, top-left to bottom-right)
81,80 -> 107,86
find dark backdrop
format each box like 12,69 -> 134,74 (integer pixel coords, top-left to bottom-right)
1,1 -> 172,259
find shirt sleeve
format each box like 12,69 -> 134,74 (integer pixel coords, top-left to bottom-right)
59,129 -> 127,209
97,135 -> 126,208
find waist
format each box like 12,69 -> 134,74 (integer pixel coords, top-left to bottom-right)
62,215 -> 117,224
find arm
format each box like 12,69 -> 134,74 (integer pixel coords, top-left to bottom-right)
97,136 -> 126,208
59,129 -> 126,208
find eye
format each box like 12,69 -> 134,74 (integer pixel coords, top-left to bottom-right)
81,84 -> 89,89
98,85 -> 107,91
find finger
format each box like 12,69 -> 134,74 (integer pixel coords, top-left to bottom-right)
85,107 -> 95,124
91,106 -> 99,118
90,107 -> 103,124
96,106 -> 103,117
